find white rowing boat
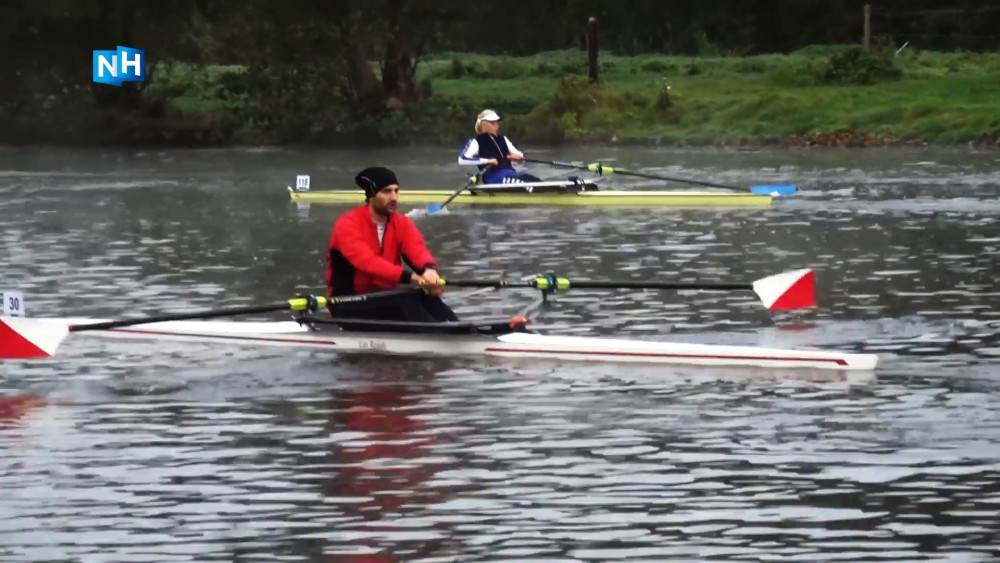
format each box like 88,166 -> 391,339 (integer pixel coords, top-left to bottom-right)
0,269 -> 879,372
0,315 -> 877,371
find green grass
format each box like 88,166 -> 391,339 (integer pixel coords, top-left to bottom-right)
12,46 -> 999,147
416,47 -> 1000,146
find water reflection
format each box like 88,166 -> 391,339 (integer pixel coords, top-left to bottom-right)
304,361 -> 452,559
0,393 -> 48,427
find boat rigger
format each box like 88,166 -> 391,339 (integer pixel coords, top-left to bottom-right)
0,270 -> 879,372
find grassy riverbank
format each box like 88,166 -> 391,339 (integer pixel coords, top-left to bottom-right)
413,46 -> 1000,148
7,45 -> 1000,148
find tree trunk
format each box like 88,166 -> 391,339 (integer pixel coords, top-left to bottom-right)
381,34 -> 421,108
345,41 -> 386,115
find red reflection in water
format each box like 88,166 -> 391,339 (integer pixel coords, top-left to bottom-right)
0,394 -> 47,426
336,385 -> 443,513
322,372 -> 454,561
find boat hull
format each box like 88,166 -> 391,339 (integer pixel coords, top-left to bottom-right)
23,317 -> 878,372
288,188 -> 772,207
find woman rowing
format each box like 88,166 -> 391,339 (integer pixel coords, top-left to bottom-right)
458,109 -> 542,185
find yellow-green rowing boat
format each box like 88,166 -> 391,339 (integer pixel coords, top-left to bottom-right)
287,180 -> 772,207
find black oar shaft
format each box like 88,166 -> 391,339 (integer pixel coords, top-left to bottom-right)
524,158 -> 743,192
69,304 -> 295,332
530,158 -> 587,169
438,177 -> 476,208
67,288 -> 417,333
613,170 -> 741,191
564,281 -> 751,290
429,165 -> 495,212
443,279 -> 751,290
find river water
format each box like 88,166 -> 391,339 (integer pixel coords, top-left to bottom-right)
2,145 -> 1000,561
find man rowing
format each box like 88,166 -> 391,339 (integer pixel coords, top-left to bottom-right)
325,166 -> 459,325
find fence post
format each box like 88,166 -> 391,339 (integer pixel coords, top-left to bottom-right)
587,17 -> 599,83
863,4 -> 871,51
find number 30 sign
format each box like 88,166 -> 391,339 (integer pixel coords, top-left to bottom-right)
1,290 -> 24,317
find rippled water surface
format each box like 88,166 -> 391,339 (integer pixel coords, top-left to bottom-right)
3,145 -> 1000,561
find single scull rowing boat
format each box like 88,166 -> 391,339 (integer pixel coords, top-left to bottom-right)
0,269 -> 878,372
286,175 -> 774,207
0,315 -> 877,370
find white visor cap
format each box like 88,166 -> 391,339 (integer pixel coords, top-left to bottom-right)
476,109 -> 501,123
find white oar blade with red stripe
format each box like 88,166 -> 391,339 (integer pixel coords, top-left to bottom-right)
0,317 -> 69,360
752,268 -> 817,311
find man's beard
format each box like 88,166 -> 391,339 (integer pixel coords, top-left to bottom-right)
371,200 -> 395,217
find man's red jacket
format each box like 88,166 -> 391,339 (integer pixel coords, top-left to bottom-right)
326,205 -> 438,296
